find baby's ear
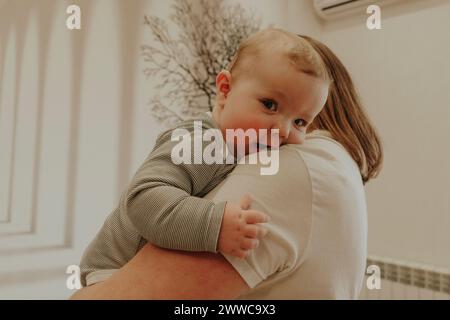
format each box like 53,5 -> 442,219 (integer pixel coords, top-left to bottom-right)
215,70 -> 232,98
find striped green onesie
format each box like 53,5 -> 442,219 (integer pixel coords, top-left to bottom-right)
79,112 -> 236,286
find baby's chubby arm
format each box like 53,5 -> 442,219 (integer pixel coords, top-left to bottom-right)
121,122 -> 269,255
121,128 -> 225,252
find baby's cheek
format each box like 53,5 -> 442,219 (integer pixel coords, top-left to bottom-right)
250,117 -> 272,133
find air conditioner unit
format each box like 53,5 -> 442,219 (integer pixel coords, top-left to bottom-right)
313,0 -> 392,20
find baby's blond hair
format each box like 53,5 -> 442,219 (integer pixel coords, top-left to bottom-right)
227,27 -> 331,84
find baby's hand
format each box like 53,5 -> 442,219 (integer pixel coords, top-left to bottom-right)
218,193 -> 270,258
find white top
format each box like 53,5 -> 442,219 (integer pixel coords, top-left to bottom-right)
203,130 -> 368,299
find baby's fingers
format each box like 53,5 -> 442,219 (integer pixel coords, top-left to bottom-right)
240,238 -> 259,250
244,225 -> 269,239
242,210 -> 270,224
230,249 -> 250,259
240,193 -> 253,210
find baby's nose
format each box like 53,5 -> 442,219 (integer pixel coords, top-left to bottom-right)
268,117 -> 291,146
267,129 -> 282,148
276,124 -> 291,144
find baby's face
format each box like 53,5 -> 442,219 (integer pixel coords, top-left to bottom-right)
215,51 -> 329,154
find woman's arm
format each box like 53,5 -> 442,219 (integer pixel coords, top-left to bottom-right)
71,243 -> 250,300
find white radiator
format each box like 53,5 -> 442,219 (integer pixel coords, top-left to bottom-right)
359,255 -> 450,300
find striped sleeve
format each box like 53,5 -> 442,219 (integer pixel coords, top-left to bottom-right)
119,120 -> 231,253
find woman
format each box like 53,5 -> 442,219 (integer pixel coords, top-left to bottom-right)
71,35 -> 383,300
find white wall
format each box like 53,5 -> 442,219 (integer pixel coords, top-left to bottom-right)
0,0 -> 448,299
316,0 -> 450,268
0,0 -> 164,299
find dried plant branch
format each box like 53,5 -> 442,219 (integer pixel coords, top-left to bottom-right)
141,0 -> 261,127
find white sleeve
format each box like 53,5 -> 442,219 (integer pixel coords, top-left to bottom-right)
204,147 -> 314,288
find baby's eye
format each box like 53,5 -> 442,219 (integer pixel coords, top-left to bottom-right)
261,99 -> 278,112
294,119 -> 307,128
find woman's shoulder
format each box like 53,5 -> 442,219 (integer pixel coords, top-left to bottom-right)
297,129 -> 351,160
282,130 -> 366,219
284,130 -> 362,185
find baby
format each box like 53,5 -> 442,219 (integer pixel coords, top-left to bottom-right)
79,28 -> 330,287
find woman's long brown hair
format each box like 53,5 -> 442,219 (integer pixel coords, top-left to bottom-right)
299,35 -> 383,184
